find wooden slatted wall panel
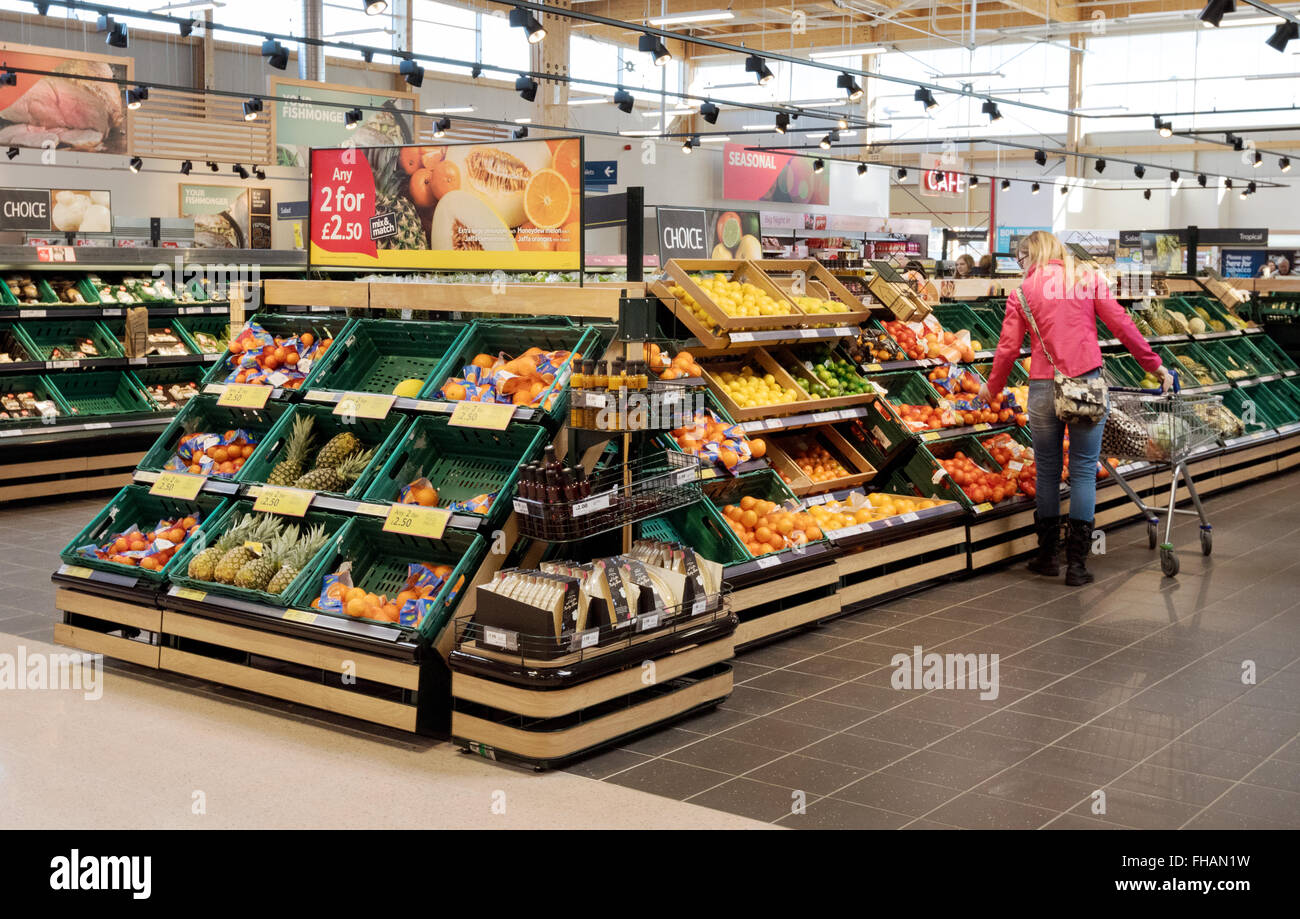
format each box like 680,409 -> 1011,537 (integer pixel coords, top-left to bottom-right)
131,89 -> 273,164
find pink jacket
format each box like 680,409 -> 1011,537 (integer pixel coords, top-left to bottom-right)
985,260 -> 1162,393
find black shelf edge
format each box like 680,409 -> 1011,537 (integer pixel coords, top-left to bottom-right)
301,388 -> 545,425
0,304 -> 229,321
0,414 -> 172,443
739,403 -> 873,434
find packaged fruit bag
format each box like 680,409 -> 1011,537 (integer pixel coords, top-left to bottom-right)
718,496 -> 821,557
882,317 -> 975,363
167,429 -> 258,477
220,322 -> 334,390
313,560 -> 463,628
397,475 -> 496,515
669,409 -> 765,471
928,365 -> 1024,425
437,347 -> 576,409
77,512 -> 202,572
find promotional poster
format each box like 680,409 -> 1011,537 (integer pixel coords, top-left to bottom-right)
656,206 -> 761,263
271,77 -> 418,169
180,184 -> 272,249
309,138 -> 583,270
722,143 -> 830,206
0,41 -> 132,154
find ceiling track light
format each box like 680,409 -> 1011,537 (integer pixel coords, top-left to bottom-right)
1226,132 -> 1244,151
820,131 -> 838,150
345,108 -> 362,130
1198,0 -> 1235,28
613,89 -> 635,114
896,167 -> 908,180
745,54 -> 774,85
699,101 -> 720,125
1134,164 -> 1146,178
1170,170 -> 1181,183
509,7 -> 547,44
399,58 -> 424,88
1060,184 -> 1069,195
471,64 -> 482,79
1253,151 -> 1263,167
812,158 -> 825,174
969,174 -> 979,186
261,38 -> 289,70
1000,179 -> 1011,191
6,147 -> 18,161
682,136 -> 698,154
1031,182 -> 1041,195
433,116 -> 451,138
362,49 -> 375,64
1225,178 -> 1234,189
1033,149 -> 1047,167
1155,116 -> 1173,137
857,163 -> 868,176
638,33 -> 671,66
254,167 -> 266,180
179,19 -> 194,37
1266,21 -> 1299,52
0,70 -> 16,88
1144,188 -> 1152,200
98,15 -> 129,49
242,97 -> 263,121
125,85 -> 148,110
515,74 -> 538,102
1197,173 -> 1208,186
981,100 -> 1002,122
513,125 -> 529,139
1280,157 -> 1292,172
180,160 -> 192,175
32,0 -> 50,13
837,116 -> 849,130
774,112 -> 789,134
233,163 -> 249,179
914,87 -> 938,112
364,0 -> 388,14
836,72 -> 863,101
1095,159 -> 1106,174
128,155 -> 142,173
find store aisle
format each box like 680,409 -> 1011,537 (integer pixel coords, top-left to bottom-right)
568,471 -> 1300,830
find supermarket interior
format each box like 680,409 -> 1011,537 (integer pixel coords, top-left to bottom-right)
2,0 -> 1300,841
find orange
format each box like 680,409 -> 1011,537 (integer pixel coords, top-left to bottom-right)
345,597 -> 368,618
471,353 -> 496,370
413,485 -> 438,506
420,147 -> 445,169
749,438 -> 767,459
718,448 -> 739,468
739,495 -> 756,510
549,138 -> 581,186
443,382 -> 467,401
428,158 -> 459,199
523,168 -> 573,229
399,147 -> 423,175
410,168 -> 437,209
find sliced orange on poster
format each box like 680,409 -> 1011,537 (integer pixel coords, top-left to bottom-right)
549,138 -> 582,187
523,168 -> 572,229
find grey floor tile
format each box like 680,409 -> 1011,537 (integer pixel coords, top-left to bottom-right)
1210,783 -> 1300,827
800,733 -> 914,771
767,698 -> 873,733
685,778 -> 800,823
976,766 -> 1099,812
1019,746 -> 1133,786
563,748 -> 651,780
1145,742 -> 1264,782
1241,759 -> 1300,794
718,716 -> 831,753
1077,787 -> 1202,829
777,797 -> 912,830
925,792 -> 1057,830
617,726 -> 703,757
604,759 -> 731,800
1109,763 -> 1233,806
743,668 -> 843,698
844,711 -> 955,748
833,772 -> 960,816
720,685 -> 801,716
881,749 -> 1006,791
663,736 -> 785,774
745,753 -> 868,797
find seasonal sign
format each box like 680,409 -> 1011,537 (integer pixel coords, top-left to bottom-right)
308,137 -> 584,270
722,143 -> 830,206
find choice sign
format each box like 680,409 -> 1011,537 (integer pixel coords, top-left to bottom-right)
0,188 -> 52,231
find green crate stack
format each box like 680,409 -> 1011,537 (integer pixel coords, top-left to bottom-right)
130,365 -> 207,412
136,393 -> 291,477
167,501 -> 354,607
0,373 -> 73,424
22,319 -> 124,360
202,313 -> 354,386
1197,338 -> 1265,382
287,518 -> 486,639
1248,335 -> 1299,373
1222,385 -> 1285,433
1261,379 -> 1300,424
0,279 -> 17,306
101,317 -> 200,357
241,402 -> 411,498
54,370 -> 156,416
896,433 -> 1011,510
362,414 -> 545,531
930,303 -> 1000,348
0,321 -> 41,364
59,485 -> 229,581
637,507 -> 752,568
307,319 -> 471,397
422,320 -> 600,427
1157,342 -> 1227,387
174,315 -> 234,356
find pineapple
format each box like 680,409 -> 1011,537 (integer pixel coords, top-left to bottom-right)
235,524 -> 299,591
266,415 -> 316,486
368,149 -> 426,250
293,448 -> 374,494
266,524 -> 329,595
214,515 -> 282,585
187,512 -> 253,581
314,430 -> 363,471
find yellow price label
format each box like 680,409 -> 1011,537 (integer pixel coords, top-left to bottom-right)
383,503 -> 450,540
172,587 -> 207,601
283,609 -> 318,624
973,422 -> 992,431
921,432 -> 939,442
216,383 -> 272,409
973,502 -> 994,512
448,400 -> 515,430
333,392 -> 396,420
150,470 -> 207,500
252,485 -> 314,517
865,363 -> 883,372
61,565 -> 93,578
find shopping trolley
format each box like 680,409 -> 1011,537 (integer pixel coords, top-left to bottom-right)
1106,373 -> 1222,577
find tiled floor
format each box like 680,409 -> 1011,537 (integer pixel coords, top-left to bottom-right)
4,474 -> 1299,829
565,471 -> 1300,829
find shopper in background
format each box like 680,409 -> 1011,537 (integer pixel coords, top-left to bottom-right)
954,254 -> 976,278
977,254 -> 994,277
1276,256 -> 1292,276
980,231 -> 1173,585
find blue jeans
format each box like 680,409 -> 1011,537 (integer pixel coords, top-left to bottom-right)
1028,370 -> 1107,521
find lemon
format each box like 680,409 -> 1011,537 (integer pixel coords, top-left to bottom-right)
392,378 -> 424,398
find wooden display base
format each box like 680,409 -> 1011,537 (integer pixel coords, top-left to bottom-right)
836,524 -> 967,612
0,449 -> 142,503
53,587 -> 161,669
732,560 -> 840,647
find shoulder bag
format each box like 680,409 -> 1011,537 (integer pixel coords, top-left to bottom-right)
1012,288 -> 1108,425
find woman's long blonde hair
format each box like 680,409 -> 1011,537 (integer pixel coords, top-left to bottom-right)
1018,230 -> 1083,293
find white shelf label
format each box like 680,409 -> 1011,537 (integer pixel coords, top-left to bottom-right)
900,511 -> 920,523
730,332 -> 755,343
798,329 -> 818,338
576,629 -> 600,649
84,422 -> 111,430
512,498 -> 531,516
638,612 -> 661,632
482,626 -> 516,650
572,493 -> 613,518
755,555 -> 780,568
812,411 -> 838,423
690,597 -> 707,617
310,305 -> 332,313
129,357 -> 148,365
101,308 -> 122,317
48,360 -> 79,370
674,468 -> 697,486
19,309 -> 45,319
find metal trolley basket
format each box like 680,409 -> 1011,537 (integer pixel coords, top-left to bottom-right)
1106,380 -> 1223,577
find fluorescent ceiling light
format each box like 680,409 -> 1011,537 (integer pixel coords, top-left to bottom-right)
647,10 -> 734,26
1219,15 -> 1285,26
1245,71 -> 1300,79
426,105 -> 475,113
700,136 -> 731,143
567,96 -> 607,105
643,107 -> 696,117
930,71 -> 1004,79
324,27 -> 396,38
151,0 -> 224,11
513,117 -> 531,123
808,46 -> 886,59
741,124 -> 771,131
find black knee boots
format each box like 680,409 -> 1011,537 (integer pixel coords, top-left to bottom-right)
1027,513 -> 1062,576
1065,518 -> 1095,586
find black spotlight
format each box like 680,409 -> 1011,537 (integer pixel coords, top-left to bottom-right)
515,75 -> 538,102
233,163 -> 249,179
180,19 -> 194,38
1225,178 -> 1234,189
837,116 -> 849,129
433,116 -> 450,138
1247,180 -> 1257,195
207,161 -> 219,172
125,85 -> 148,110
1144,188 -> 1152,200
1266,21 -> 1299,52
1281,157 -> 1292,172
837,72 -> 863,101
745,55 -> 774,86
1033,149 -> 1047,167
681,136 -> 697,155
700,101 -> 720,125
914,87 -> 938,111
857,163 -> 868,176
362,49 -> 375,64
1170,170 -> 1181,183
1060,184 -> 1069,195
509,7 -> 547,44
774,112 -> 789,134
1155,116 -> 1172,137
254,167 -> 266,180
6,147 -> 18,160
471,64 -> 482,79
812,158 -> 825,174
1095,159 -> 1106,173
1253,151 -> 1263,167
0,71 -> 16,87
180,160 -> 192,175
32,0 -> 50,12
1031,182 -> 1041,194
400,58 -> 424,88
345,108 -> 362,130
820,132 -> 838,150
1000,178 -> 1011,191
981,100 -> 1002,122
1198,0 -> 1235,28
1226,132 -> 1243,151
364,0 -> 388,14
970,174 -> 979,187
638,33 -> 671,66
1134,164 -> 1146,178
513,125 -> 529,139
1197,173 -> 1208,186
262,39 -> 289,70
129,155 -> 143,173
99,16 -> 128,48
613,89 -> 635,114
897,167 -> 907,179
243,98 -> 263,121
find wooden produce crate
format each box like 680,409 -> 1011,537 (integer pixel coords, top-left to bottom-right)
767,426 -> 877,496
700,348 -> 813,422
767,345 -> 876,412
653,259 -> 805,331
866,263 -> 931,321
762,440 -> 814,493
751,258 -> 873,325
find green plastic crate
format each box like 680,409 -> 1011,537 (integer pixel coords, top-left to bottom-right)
101,317 -> 199,357
362,414 -> 546,530
240,402 -> 410,498
307,319 -> 471,397
700,469 -> 826,561
22,319 -> 123,361
60,485 -> 229,581
1102,352 -> 1148,388
1261,379 -> 1300,424
1198,338 -> 1267,382
167,501 -> 354,607
0,278 -> 16,306
174,315 -> 234,355
1222,385 -> 1284,433
287,518 -> 486,639
55,370 -> 155,417
137,393 -> 290,477
0,373 -> 73,424
202,313 -> 354,386
898,434 -> 1010,511
1248,335 -> 1299,373
637,506 -> 751,567
421,320 -> 599,426
130,365 -> 207,412
0,321 -> 41,364
930,302 -> 1000,347
862,370 -> 944,454
4,276 -> 60,305
1157,342 -> 1227,387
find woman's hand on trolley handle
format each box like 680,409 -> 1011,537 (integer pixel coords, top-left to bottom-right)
1157,365 -> 1176,393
